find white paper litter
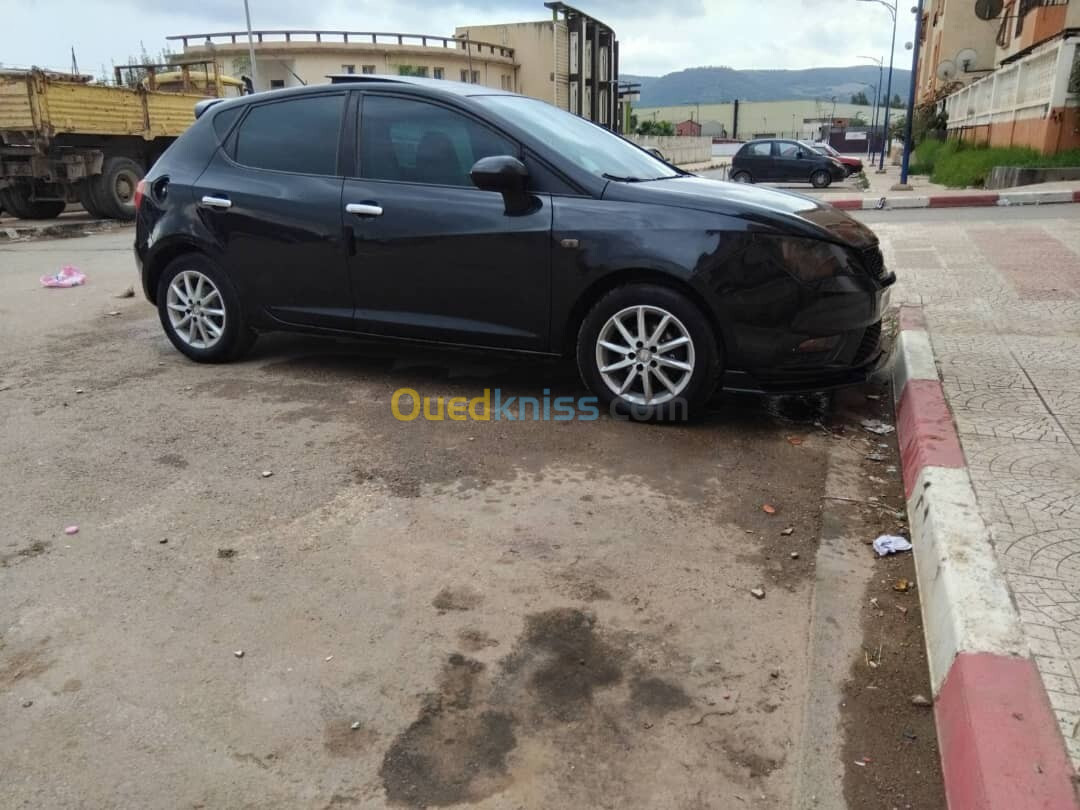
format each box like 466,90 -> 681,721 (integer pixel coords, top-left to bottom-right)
873,535 -> 913,557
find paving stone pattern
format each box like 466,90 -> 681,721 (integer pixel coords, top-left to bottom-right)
882,216 -> 1080,768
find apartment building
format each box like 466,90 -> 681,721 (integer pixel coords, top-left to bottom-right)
168,3 -> 620,128
916,0 -> 999,102
941,0 -> 1080,153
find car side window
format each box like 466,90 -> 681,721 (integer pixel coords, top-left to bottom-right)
359,95 -> 518,188
746,142 -> 772,157
234,94 -> 345,175
778,142 -> 799,158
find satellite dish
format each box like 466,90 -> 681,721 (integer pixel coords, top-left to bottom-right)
937,60 -> 958,82
957,48 -> 979,71
974,0 -> 1004,21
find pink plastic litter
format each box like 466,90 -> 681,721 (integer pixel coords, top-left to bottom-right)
64,525 -> 79,535
41,266 -> 86,288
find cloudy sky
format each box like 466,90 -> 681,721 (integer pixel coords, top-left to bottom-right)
2,0 -> 917,79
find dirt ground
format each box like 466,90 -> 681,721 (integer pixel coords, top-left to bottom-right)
0,230 -> 943,808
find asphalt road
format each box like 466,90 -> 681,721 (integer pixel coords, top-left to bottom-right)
0,228 -> 937,809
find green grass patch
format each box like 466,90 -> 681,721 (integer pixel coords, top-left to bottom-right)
920,144 -> 1080,188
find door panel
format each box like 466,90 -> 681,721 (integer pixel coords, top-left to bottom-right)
193,93 -> 352,329
343,180 -> 552,349
343,93 -> 552,351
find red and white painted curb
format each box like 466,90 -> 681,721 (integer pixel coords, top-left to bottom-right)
893,306 -> 1080,810
833,188 -> 1080,211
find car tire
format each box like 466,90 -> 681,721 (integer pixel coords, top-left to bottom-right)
93,156 -> 143,220
576,283 -> 720,421
810,170 -> 832,189
157,253 -> 256,363
0,186 -> 65,219
731,171 -> 753,184
76,178 -> 110,220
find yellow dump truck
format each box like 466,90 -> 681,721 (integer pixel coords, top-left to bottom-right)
0,63 -> 243,220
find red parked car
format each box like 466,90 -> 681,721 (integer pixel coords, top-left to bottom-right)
810,142 -> 864,176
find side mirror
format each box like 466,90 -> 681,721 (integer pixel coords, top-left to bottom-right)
471,155 -> 535,215
471,155 -> 528,194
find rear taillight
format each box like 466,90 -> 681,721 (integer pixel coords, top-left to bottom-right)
134,179 -> 147,212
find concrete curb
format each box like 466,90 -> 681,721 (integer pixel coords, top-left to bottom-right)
833,188 -> 1080,211
0,218 -> 130,242
892,305 -> 1080,810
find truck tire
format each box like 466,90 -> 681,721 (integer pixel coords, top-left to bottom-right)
92,156 -> 143,220
77,179 -> 110,220
0,186 -> 66,219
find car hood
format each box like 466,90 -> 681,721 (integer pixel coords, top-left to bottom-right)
603,175 -> 878,249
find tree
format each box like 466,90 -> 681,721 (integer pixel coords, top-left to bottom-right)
850,91 -> 870,106
891,93 -> 903,108
112,41 -> 176,88
851,112 -> 867,126
889,114 -> 906,140
636,119 -> 674,136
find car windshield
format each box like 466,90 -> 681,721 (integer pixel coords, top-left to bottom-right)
807,141 -> 837,156
474,95 -> 679,182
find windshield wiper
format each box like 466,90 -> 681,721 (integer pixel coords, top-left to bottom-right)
601,173 -> 645,182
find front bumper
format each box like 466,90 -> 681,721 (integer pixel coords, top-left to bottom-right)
721,332 -> 892,394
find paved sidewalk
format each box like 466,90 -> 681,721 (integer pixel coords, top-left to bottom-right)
880,214 -> 1080,769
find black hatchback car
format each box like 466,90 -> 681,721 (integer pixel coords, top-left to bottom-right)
135,77 -> 893,418
730,139 -> 848,188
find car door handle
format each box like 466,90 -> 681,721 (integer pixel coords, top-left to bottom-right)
200,195 -> 232,209
345,203 -> 383,217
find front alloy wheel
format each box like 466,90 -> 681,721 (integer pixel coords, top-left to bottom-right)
577,283 -> 720,421
595,305 -> 695,406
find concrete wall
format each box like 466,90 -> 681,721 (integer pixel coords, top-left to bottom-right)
985,165 -> 1080,190
627,135 -> 712,165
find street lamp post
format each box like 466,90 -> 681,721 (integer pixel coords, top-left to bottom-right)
900,1 -> 925,186
243,0 -> 258,90
859,55 -> 883,162
857,0 -> 897,172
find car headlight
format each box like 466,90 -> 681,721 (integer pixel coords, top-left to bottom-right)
777,236 -> 854,282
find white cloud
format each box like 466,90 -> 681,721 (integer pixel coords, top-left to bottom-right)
1,0 -> 916,79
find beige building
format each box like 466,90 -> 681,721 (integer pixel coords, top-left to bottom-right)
168,3 -> 621,127
168,31 -> 517,94
916,0 -> 999,103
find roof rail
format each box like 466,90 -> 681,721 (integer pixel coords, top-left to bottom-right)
166,30 -> 515,59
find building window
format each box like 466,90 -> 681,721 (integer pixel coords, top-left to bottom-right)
500,75 -> 511,90
433,68 -> 444,80
269,79 -> 285,89
362,65 -> 376,75
342,64 -> 355,74
461,69 -> 469,82
471,70 -> 481,84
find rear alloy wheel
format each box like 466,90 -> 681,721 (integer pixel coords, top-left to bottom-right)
157,254 -> 256,363
0,185 -> 65,219
93,156 -> 143,220
810,170 -> 832,189
731,171 -> 753,184
577,284 -> 720,421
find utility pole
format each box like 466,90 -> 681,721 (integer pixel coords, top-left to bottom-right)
243,0 -> 258,90
899,0 -> 924,188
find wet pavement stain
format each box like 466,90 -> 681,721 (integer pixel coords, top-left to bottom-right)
432,587 -> 484,613
629,677 -> 693,714
380,655 -> 516,807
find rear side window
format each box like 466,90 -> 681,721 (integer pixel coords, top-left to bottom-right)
212,106 -> 242,140
234,95 -> 344,175
744,142 -> 772,157
359,95 -> 517,187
